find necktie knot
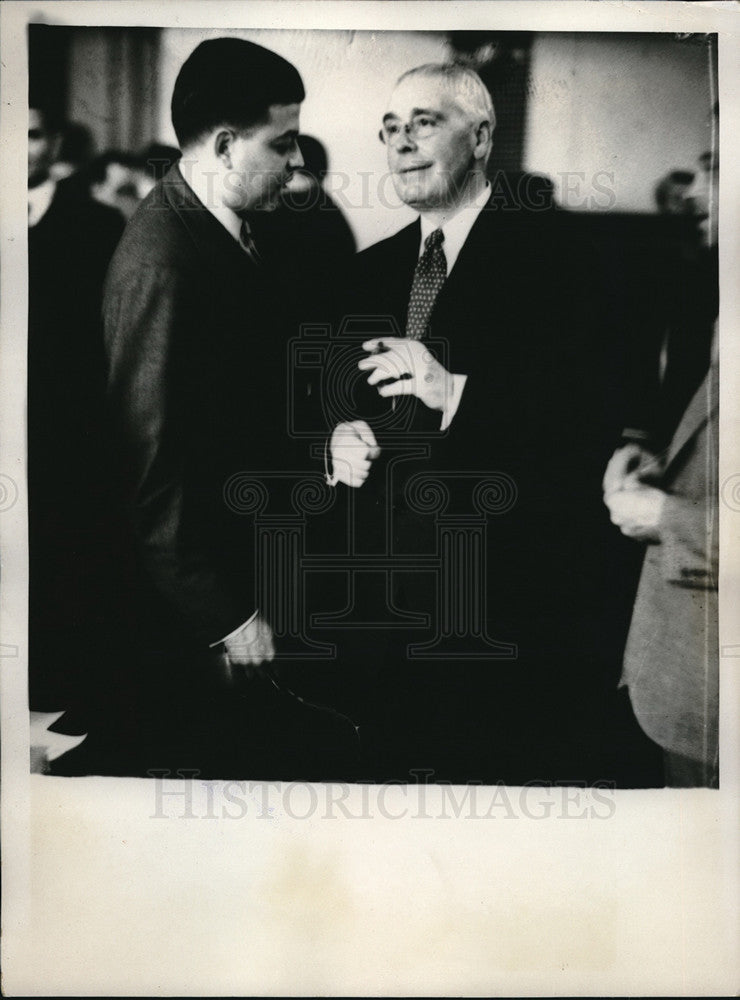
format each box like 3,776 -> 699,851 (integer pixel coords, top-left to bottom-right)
424,227 -> 445,253
238,218 -> 263,265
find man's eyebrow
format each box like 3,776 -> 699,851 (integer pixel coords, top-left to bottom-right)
382,108 -> 442,123
271,129 -> 300,142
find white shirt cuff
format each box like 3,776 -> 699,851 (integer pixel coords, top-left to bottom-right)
209,609 -> 259,648
440,374 -> 468,431
621,427 -> 652,442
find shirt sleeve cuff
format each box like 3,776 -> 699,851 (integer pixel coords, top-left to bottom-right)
209,609 -> 259,648
621,427 -> 652,443
440,374 -> 468,432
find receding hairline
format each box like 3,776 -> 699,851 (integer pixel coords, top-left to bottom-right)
392,63 -> 496,127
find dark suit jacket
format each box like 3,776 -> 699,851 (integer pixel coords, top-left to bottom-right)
28,179 -> 124,518
344,204 -> 613,639
318,201 -> 624,779
103,166 -> 313,652
28,180 -> 125,716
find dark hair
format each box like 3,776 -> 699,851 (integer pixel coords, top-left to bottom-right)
296,135 -> 328,180
171,37 -> 305,149
85,151 -> 142,186
58,122 -> 94,165
654,170 -> 695,212
140,143 -> 181,180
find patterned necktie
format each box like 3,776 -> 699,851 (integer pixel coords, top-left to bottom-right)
406,227 -> 447,340
238,217 -> 264,266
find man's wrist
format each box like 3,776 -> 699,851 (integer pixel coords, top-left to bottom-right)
440,374 -> 467,431
620,427 -> 653,446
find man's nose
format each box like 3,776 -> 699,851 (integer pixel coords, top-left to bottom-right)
289,141 -> 304,170
395,124 -> 417,151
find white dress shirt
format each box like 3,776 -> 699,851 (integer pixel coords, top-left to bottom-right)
28,178 -> 57,228
178,163 -> 243,242
418,181 -> 491,275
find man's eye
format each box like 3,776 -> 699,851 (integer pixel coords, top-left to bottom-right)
415,117 -> 436,129
384,123 -> 400,136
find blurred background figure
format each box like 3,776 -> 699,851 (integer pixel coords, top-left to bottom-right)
49,120 -> 94,182
281,134 -> 356,259
139,141 -> 181,185
83,144 -> 181,218
687,145 -> 719,249
251,133 -> 356,321
87,150 -> 144,217
27,103 -> 126,746
654,169 -> 695,215
86,150 -> 151,218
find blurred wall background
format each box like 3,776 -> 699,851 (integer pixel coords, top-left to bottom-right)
29,25 -> 716,249
30,25 -> 160,152
524,32 -> 715,214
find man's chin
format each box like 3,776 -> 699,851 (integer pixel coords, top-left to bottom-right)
245,194 -> 280,213
395,181 -> 433,211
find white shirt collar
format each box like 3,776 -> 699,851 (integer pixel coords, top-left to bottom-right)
28,177 -> 57,228
177,162 -> 242,242
419,182 -> 491,275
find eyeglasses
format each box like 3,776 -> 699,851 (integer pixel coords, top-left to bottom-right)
379,115 -> 440,146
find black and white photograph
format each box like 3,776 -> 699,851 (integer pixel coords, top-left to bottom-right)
1,1 -> 739,995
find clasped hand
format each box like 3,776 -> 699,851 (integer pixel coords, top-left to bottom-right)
359,337 -> 453,412
603,443 -> 665,543
330,419 -> 380,488
222,613 -> 275,679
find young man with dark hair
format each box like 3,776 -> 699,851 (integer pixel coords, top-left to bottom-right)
92,38 -> 354,778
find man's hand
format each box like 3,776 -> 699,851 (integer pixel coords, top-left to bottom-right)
330,419 -> 380,488
602,442 -> 656,497
359,337 -> 453,412
223,614 -> 275,679
604,485 -> 665,543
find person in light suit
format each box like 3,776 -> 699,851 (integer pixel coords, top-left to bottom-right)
323,64 -> 613,781
605,352 -> 718,787
65,37 -> 357,778
604,138 -> 719,787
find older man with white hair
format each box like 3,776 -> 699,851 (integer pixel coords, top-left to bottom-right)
319,63 -> 606,782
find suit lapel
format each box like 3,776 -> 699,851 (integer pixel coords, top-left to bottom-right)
162,165 -> 253,274
664,360 -> 718,469
432,205 -> 516,320
388,219 -> 422,328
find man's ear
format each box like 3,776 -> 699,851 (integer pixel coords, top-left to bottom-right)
214,128 -> 235,168
473,120 -> 492,161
